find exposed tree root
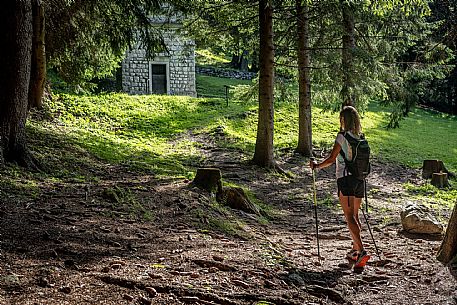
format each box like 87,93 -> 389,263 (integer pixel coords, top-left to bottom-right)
98,275 -> 314,305
274,162 -> 294,179
4,145 -> 41,171
192,259 -> 237,271
303,284 -> 350,304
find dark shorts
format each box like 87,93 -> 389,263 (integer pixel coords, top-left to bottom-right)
337,176 -> 364,198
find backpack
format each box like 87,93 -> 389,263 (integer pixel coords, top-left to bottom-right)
339,132 -> 371,180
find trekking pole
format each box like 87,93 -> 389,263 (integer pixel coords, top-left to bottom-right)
310,158 -> 321,260
364,177 -> 369,214
362,178 -> 382,260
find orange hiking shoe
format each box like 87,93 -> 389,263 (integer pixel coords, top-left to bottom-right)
354,250 -> 370,268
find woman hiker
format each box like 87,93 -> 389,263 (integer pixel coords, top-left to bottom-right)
309,105 -> 370,268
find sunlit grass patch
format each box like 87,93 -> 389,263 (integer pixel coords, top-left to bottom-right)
403,181 -> 457,208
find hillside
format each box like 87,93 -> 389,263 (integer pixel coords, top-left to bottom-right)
0,92 -> 455,304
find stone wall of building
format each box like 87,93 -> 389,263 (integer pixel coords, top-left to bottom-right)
122,26 -> 196,97
195,66 -> 257,80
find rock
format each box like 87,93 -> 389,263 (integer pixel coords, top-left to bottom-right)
59,286 -> 71,294
145,287 -> 157,297
2,274 -> 20,286
400,202 -> 443,234
123,294 -> 134,301
111,264 -> 122,270
37,277 -> 50,288
287,273 -> 305,287
212,255 -> 224,262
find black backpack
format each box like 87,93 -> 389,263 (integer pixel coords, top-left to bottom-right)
339,132 -> 371,180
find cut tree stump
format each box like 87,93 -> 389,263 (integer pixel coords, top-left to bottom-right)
422,160 -> 446,179
431,172 -> 450,188
217,187 -> 260,215
192,168 -> 222,193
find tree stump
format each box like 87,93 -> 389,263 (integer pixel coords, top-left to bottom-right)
217,187 -> 260,215
431,172 -> 450,188
192,168 -> 222,193
437,203 -> 457,264
422,160 -> 446,179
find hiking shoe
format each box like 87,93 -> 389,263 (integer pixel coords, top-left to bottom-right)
346,249 -> 358,261
354,250 -> 370,268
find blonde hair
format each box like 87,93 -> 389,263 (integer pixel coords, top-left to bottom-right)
340,106 -> 362,135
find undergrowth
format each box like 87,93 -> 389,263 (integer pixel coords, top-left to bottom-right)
404,181 -> 457,208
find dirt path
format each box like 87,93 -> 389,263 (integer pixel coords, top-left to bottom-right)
0,130 -> 455,305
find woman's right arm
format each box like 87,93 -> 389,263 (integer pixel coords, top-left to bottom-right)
309,141 -> 341,170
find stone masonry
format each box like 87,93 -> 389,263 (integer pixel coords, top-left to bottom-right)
122,25 -> 196,97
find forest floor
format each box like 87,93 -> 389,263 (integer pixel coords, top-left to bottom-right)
0,130 -> 456,305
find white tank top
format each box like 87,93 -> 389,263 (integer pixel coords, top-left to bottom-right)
335,131 -> 360,179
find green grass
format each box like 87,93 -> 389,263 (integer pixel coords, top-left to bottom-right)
196,74 -> 252,99
195,49 -> 230,67
404,182 -> 457,208
29,91 -> 259,179
216,99 -> 457,172
25,75 -> 456,183
363,105 -> 457,171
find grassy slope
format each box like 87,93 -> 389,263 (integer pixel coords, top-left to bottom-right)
196,74 -> 252,99
18,75 -> 455,206
30,89 -> 456,175
220,99 -> 457,172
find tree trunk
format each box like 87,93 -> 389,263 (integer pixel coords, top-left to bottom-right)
341,0 -> 356,108
239,50 -> 249,72
0,0 -> 37,168
230,54 -> 240,69
437,203 -> 457,264
29,0 -> 46,109
295,0 -> 312,157
253,0 -> 275,168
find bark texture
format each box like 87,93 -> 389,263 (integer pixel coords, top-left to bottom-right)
253,0 -> 275,168
0,0 -> 36,168
29,0 -> 46,109
295,0 -> 312,157
341,0 -> 356,108
437,203 -> 457,264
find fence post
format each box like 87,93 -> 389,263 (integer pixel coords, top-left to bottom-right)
224,85 -> 230,106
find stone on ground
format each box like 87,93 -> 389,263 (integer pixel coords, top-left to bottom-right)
400,202 -> 443,235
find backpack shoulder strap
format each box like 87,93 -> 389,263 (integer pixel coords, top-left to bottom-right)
338,131 -> 349,161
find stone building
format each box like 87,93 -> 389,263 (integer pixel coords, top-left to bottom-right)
122,16 -> 196,97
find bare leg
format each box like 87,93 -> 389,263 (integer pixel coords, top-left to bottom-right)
354,197 -> 362,231
339,193 -> 363,251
